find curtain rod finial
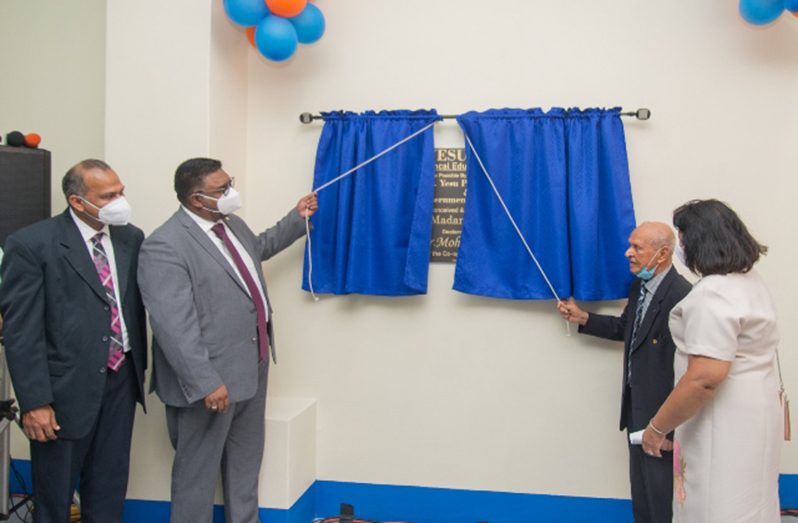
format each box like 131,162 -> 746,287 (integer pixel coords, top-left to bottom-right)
299,112 -> 314,124
636,108 -> 651,120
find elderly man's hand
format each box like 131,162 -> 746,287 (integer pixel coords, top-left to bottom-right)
557,298 -> 589,326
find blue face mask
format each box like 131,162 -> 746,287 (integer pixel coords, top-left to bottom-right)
635,248 -> 662,281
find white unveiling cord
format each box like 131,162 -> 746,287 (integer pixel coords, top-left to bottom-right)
463,133 -> 571,336
305,118 -> 440,301
304,214 -> 319,301
312,119 -> 439,193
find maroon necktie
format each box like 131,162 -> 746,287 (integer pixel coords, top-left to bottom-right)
211,223 -> 269,361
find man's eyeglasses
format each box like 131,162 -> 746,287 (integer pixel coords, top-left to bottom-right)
198,177 -> 235,197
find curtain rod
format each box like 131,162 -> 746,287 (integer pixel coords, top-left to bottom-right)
299,108 -> 651,124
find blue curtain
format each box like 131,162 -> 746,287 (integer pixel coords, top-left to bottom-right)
455,108 -> 636,301
302,110 -> 439,296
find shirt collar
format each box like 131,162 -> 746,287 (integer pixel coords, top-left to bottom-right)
643,265 -> 671,294
181,205 -> 224,233
69,208 -> 110,242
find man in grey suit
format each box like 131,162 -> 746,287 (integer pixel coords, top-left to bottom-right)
138,158 -> 317,523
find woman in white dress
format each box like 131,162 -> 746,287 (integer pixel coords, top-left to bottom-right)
642,199 -> 781,522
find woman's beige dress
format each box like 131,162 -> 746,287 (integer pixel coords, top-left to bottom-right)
669,271 -> 781,522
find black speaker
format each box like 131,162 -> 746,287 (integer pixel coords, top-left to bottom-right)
0,146 -> 52,247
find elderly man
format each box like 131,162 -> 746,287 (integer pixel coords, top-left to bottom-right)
138,158 -> 317,523
0,160 -> 147,523
558,222 -> 691,523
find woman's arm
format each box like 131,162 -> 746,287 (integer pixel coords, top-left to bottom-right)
642,355 -> 731,457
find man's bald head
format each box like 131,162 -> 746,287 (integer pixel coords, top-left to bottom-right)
635,222 -> 675,252
625,222 -> 676,276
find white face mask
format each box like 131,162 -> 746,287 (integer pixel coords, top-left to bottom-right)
80,196 -> 132,226
675,242 -> 687,266
196,187 -> 242,215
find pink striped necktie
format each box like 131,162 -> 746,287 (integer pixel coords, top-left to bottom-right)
211,223 -> 269,361
90,233 -> 126,371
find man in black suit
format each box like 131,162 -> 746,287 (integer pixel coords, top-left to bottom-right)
558,222 -> 691,523
0,159 -> 147,523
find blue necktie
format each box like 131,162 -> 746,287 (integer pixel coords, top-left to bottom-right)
628,284 -> 648,381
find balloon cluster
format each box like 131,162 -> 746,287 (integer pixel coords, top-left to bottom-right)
2,130 -> 41,148
223,0 -> 325,62
739,0 -> 798,25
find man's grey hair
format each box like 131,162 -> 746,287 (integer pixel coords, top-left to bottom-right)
62,159 -> 112,198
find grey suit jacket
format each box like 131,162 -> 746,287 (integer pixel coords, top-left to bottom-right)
137,207 -> 306,407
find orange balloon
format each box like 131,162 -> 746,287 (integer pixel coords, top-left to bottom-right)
265,0 -> 307,18
24,133 -> 41,148
246,26 -> 256,48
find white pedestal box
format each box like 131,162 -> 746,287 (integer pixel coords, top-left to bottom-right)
259,397 -> 317,509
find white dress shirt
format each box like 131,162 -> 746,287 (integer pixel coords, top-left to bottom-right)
69,209 -> 131,352
181,207 -> 269,321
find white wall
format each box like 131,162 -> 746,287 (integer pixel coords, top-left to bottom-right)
2,0 -> 798,506
0,0 -> 106,214
246,0 -> 798,499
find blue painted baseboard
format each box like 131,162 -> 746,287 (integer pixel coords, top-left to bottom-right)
122,485 -> 315,523
780,474 -> 798,509
9,458 -> 316,523
313,481 -> 634,523
9,459 -> 798,522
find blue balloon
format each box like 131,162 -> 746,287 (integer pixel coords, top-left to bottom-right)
739,0 -> 785,24
786,0 -> 798,11
224,0 -> 270,27
289,4 -> 326,44
255,15 -> 298,62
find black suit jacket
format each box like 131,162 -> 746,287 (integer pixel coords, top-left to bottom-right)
0,210 -> 147,439
579,267 -> 691,433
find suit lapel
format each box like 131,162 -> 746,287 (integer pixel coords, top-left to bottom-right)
629,269 -> 676,354
226,216 -> 272,310
225,217 -> 258,262
177,210 -> 249,296
58,211 -> 108,303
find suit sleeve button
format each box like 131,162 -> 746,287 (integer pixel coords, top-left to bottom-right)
252,337 -> 257,342
99,367 -> 107,374
104,306 -> 110,311
102,336 -> 109,342
652,339 -> 658,345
